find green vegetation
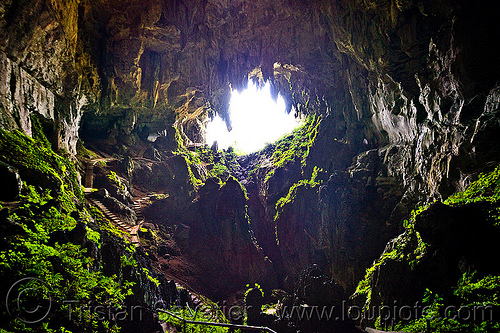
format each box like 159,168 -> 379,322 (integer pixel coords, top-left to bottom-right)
264,115 -> 321,182
0,129 -> 139,332
159,298 -> 232,333
270,115 -> 320,168
244,283 -> 264,299
86,226 -> 101,247
193,146 -> 241,180
355,165 -> 500,332
274,166 -> 324,221
120,254 -> 137,268
76,140 -> 99,159
353,227 -> 428,308
88,205 -> 130,240
443,164 -> 500,223
30,115 -> 51,149
445,165 -> 500,206
173,116 -> 321,198
175,137 -> 243,187
107,170 -> 127,193
0,128 -> 83,210
0,185 -> 135,332
142,268 -> 160,287
182,154 -> 204,188
391,276 -> 500,333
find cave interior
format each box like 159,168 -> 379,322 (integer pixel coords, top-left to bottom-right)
1,0 -> 500,332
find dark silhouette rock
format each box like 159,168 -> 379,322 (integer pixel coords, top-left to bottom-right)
245,287 -> 265,326
275,265 -> 364,333
143,146 -> 161,161
0,161 -> 22,201
153,126 -> 180,152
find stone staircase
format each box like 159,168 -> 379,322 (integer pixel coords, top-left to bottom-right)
130,196 -> 150,245
191,294 -> 213,318
86,193 -> 150,247
174,282 -> 213,318
86,189 -> 219,321
131,196 -> 149,222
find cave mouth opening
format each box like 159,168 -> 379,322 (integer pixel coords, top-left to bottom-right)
206,81 -> 302,154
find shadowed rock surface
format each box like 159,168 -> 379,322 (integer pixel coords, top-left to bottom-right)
2,0 -> 500,331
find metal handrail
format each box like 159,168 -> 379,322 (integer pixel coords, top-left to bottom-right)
157,308 -> 277,333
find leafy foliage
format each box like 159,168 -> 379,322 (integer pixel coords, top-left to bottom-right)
392,280 -> 500,333
107,171 -> 127,193
194,146 -> 241,180
142,268 -> 160,287
159,300 -> 231,333
0,129 -> 138,332
0,186 -> 135,331
244,283 -> 264,299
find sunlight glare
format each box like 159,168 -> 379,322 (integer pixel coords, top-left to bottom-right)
206,82 -> 301,154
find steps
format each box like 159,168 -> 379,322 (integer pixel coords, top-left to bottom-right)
86,192 -> 154,246
131,196 -> 150,223
87,197 -> 133,233
191,294 -> 212,317
129,196 -> 150,245
87,190 -> 217,319
87,196 -> 142,246
175,282 -> 213,318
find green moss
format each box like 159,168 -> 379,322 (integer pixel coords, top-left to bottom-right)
0,185 -> 135,331
182,154 -> 204,188
353,223 -> 428,314
210,162 -> 228,178
76,140 -> 99,159
274,166 -> 324,221
247,163 -> 262,180
354,248 -> 399,303
108,170 -> 127,193
445,165 -> 500,206
194,145 -> 214,164
88,205 -> 130,240
263,114 -> 321,182
358,163 -> 500,296
401,164 -> 500,230
176,144 -> 242,186
174,126 -> 184,151
120,254 -> 137,267
356,165 -> 500,331
0,129 -> 83,209
86,226 -> 101,247
393,276 -> 500,333
0,129 -> 146,331
455,271 -> 500,306
30,114 -> 51,149
226,175 -> 249,200
244,283 -> 264,299
142,267 -> 160,287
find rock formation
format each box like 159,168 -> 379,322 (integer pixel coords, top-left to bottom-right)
2,0 -> 500,331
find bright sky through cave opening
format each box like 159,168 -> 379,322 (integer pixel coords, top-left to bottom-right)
206,81 -> 303,154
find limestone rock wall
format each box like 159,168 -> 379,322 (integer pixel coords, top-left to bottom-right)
0,0 -> 99,154
2,0 -> 500,296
